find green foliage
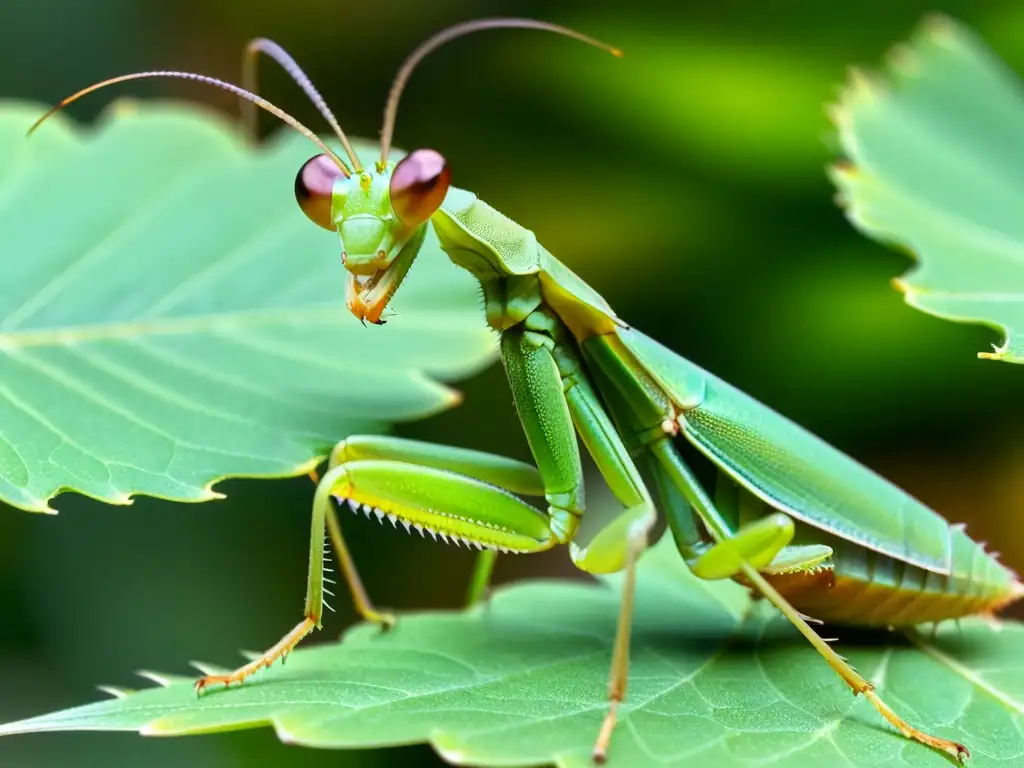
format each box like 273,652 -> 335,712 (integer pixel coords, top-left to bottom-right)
2,536 -> 1020,767
0,102 -> 494,513
831,16 -> 1024,364
538,26 -> 834,186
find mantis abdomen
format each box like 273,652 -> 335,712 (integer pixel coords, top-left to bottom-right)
772,522 -> 1022,626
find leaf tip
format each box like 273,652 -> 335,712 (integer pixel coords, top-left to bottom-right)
139,719 -> 179,736
292,457 -> 323,477
197,485 -> 226,503
823,100 -> 846,130
188,660 -> 230,677
978,342 -> 1008,362
918,13 -> 961,45
977,332 -> 1022,362
828,68 -> 878,161
0,720 -> 25,737
434,742 -> 468,764
108,98 -> 142,120
890,276 -> 912,296
135,669 -> 186,688
272,719 -> 302,745
883,41 -> 922,79
96,684 -> 134,699
14,491 -> 59,514
408,369 -> 466,414
827,159 -> 857,185
841,66 -> 884,109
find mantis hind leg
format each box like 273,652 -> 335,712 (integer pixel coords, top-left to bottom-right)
648,438 -> 970,764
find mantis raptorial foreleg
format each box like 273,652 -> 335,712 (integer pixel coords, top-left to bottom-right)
648,438 -> 970,762
325,435 -> 545,494
194,439 -> 555,693
328,435 -> 544,607
193,464 -> 400,692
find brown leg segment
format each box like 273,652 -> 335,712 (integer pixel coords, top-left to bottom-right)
194,618 -> 315,692
592,527 -> 647,763
196,471 -> 392,694
650,439 -> 969,763
741,566 -> 969,762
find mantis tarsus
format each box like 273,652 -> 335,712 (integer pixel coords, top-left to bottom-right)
33,17 -> 1024,764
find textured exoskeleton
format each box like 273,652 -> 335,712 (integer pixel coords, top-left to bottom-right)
34,18 -> 1022,764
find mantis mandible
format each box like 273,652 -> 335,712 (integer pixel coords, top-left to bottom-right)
32,17 -> 1023,764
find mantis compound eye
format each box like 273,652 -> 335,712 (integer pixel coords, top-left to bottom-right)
389,148 -> 450,227
295,153 -> 344,231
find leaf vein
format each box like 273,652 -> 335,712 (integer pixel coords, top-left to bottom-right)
909,632 -> 1024,717
126,337 -> 344,423
64,344 -> 275,436
11,350 -> 288,471
0,155 -> 216,332
0,381 -> 114,488
142,209 -> 306,318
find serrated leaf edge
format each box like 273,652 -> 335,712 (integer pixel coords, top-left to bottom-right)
826,16 -> 1023,365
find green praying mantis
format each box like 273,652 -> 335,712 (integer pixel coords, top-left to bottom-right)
31,17 -> 1024,764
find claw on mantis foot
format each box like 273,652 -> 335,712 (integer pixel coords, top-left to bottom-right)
194,617 -> 315,694
863,689 -> 970,763
591,700 -> 619,764
370,611 -> 397,631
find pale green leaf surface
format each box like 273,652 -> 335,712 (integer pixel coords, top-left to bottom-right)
0,101 -> 495,512
831,16 -> 1024,363
2,537 -> 1021,767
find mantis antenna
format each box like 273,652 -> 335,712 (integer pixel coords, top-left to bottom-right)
27,70 -> 352,176
243,39 -> 363,172
378,17 -> 623,168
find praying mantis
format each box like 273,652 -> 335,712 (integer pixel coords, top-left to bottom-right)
31,17 -> 1024,765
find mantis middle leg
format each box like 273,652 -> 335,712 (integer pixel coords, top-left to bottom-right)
506,309 -> 657,761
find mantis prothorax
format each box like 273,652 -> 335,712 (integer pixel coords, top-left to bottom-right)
33,17 -> 1023,764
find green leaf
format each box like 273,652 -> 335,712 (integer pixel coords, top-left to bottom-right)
0,101 -> 495,513
830,16 -> 1024,364
2,536 -> 1020,767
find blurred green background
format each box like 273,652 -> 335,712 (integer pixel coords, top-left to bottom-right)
2,0 -> 1023,765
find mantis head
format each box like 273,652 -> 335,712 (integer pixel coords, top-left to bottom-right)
294,148 -> 450,325
29,18 -> 618,326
